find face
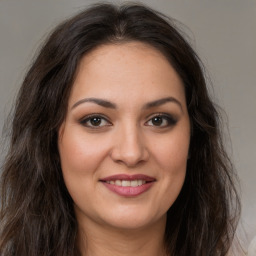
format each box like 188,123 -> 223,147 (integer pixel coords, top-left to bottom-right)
58,42 -> 190,231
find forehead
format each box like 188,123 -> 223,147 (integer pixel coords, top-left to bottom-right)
78,41 -> 173,76
69,42 -> 186,107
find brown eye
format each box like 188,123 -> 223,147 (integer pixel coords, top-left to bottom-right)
151,116 -> 164,126
89,117 -> 102,126
80,115 -> 111,128
145,114 -> 177,128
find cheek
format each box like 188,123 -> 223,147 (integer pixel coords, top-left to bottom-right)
148,127 -> 189,206
58,128 -> 111,206
155,139 -> 188,211
58,128 -> 110,175
151,131 -> 190,174
159,140 -> 188,189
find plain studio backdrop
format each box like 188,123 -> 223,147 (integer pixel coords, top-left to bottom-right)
0,0 -> 255,251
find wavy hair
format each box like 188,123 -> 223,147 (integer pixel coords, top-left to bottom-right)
0,3 -> 240,256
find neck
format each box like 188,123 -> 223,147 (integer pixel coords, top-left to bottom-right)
77,215 -> 167,256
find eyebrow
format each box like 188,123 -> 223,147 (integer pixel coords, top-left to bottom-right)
71,96 -> 183,111
71,98 -> 117,109
143,97 -> 183,111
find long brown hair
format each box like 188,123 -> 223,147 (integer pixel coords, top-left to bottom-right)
0,3 -> 240,255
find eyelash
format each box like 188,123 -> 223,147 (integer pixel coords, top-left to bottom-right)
145,113 -> 177,127
79,114 -> 112,128
79,113 -> 177,129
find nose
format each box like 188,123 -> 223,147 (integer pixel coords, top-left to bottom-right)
110,124 -> 149,167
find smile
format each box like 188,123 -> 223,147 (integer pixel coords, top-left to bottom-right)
105,180 -> 146,187
100,174 -> 156,197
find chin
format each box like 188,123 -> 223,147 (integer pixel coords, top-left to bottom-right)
99,208 -> 167,231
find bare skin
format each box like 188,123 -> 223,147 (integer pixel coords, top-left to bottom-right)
77,214 -> 167,256
58,42 -> 190,256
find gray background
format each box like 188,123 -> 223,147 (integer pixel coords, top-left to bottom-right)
1,0 -> 255,247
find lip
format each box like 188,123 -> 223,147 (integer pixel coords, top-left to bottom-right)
100,174 -> 156,182
100,174 -> 156,197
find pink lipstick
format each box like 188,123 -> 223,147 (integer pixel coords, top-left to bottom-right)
100,174 -> 156,197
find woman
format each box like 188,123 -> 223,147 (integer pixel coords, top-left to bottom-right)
0,3 -> 241,256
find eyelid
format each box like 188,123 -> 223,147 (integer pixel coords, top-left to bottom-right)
78,112 -> 177,129
145,112 -> 178,127
79,113 -> 112,128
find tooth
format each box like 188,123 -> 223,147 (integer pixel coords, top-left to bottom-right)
131,180 -> 138,187
122,180 -> 130,187
110,179 -> 147,187
115,180 -> 122,186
